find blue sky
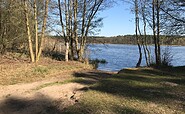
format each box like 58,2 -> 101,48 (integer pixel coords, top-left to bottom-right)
98,2 -> 135,36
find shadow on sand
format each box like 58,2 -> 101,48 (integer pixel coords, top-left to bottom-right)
0,93 -> 64,114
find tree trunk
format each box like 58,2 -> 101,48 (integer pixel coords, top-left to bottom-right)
36,0 -> 49,62
141,3 -> 150,66
135,0 -> 142,67
58,0 -> 68,61
34,0 -> 38,59
65,42 -> 69,61
156,0 -> 161,65
74,0 -> 80,60
152,0 -> 158,66
69,0 -> 74,60
24,0 -> 35,62
64,0 -> 70,62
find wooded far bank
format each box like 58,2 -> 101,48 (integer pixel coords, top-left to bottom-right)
52,35 -> 185,46
87,35 -> 185,45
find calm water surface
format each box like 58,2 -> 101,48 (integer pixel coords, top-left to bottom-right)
88,44 -> 185,72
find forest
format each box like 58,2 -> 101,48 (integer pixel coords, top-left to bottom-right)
87,35 -> 185,45
0,0 -> 185,114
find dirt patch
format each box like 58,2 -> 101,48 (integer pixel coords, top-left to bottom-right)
0,78 -> 89,114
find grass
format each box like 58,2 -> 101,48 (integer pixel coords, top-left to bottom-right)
0,57 -> 92,85
63,67 -> 185,114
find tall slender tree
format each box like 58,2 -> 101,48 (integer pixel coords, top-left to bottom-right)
141,0 -> 151,66
135,0 -> 142,67
24,0 -> 35,62
36,0 -> 49,62
24,0 -> 50,62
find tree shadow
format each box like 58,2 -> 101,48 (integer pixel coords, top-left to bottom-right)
72,71 -> 113,86
118,68 -> 175,77
0,94 -> 63,114
122,66 -> 185,77
63,100 -> 145,114
72,69 -> 185,112
42,50 -> 65,61
74,71 -> 113,80
0,89 -> 145,114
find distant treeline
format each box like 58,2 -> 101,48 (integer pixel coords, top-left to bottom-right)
86,35 -> 185,46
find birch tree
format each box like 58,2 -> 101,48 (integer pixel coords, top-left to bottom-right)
57,0 -> 108,62
24,0 -> 35,62
77,0 -> 105,61
140,0 -> 151,66
24,0 -> 49,62
135,0 -> 142,67
36,0 -> 49,62
152,0 -> 161,66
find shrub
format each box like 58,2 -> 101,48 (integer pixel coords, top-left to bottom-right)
89,58 -> 107,69
33,66 -> 48,75
161,47 -> 173,67
149,47 -> 173,68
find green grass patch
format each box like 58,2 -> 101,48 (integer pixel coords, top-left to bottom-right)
32,65 -> 49,75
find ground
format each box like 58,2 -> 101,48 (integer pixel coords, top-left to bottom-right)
0,54 -> 185,114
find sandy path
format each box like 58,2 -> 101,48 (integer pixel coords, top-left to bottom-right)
0,77 -> 89,114
0,69 -> 114,114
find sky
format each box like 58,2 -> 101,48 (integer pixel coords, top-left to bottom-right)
98,2 -> 135,37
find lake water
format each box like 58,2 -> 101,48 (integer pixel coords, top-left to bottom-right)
88,44 -> 185,72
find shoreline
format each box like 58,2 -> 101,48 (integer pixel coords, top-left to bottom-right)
88,43 -> 185,46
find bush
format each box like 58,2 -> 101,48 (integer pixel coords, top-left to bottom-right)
149,47 -> 173,68
33,66 -> 48,75
89,58 -> 107,69
42,50 -> 65,61
161,47 -> 173,67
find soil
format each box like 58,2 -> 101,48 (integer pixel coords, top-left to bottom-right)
0,75 -> 89,114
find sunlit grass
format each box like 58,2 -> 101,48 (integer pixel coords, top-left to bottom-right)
0,60 -> 92,85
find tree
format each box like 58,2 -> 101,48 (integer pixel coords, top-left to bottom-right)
24,0 -> 49,62
134,0 -> 142,67
152,0 -> 160,66
140,0 -> 151,66
24,0 -> 35,62
0,0 -> 27,54
57,0 -> 108,62
36,0 -> 50,62
126,0 -> 163,66
77,0 -> 105,61
160,0 -> 185,35
57,0 -> 71,62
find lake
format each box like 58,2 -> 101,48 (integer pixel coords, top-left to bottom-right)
88,44 -> 185,72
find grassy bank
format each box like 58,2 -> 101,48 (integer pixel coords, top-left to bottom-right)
0,54 -> 185,113
64,67 -> 185,114
0,55 -> 92,85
